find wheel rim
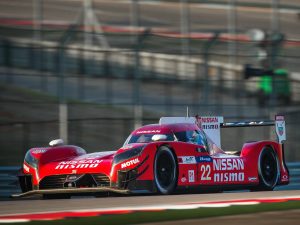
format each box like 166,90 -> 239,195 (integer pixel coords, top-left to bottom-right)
261,151 -> 277,185
156,151 -> 175,189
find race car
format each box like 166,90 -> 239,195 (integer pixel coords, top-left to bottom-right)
14,115 -> 289,198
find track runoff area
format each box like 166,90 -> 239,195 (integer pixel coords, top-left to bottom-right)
1,191 -> 300,224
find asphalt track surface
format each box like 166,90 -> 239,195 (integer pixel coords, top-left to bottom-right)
1,190 -> 300,216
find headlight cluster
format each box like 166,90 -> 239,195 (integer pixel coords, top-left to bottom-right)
113,145 -> 145,165
24,151 -> 38,168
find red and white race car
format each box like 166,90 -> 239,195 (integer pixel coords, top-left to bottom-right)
15,115 -> 289,198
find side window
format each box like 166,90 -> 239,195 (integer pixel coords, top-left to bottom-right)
189,130 -> 209,152
174,130 -> 209,152
198,130 -> 209,150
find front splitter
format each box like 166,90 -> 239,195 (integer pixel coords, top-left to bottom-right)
11,187 -> 130,198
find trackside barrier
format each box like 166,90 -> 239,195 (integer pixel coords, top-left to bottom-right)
275,162 -> 300,191
0,166 -> 20,198
0,163 -> 299,198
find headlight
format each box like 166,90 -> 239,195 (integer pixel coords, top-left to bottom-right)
113,145 -> 145,165
24,151 -> 38,168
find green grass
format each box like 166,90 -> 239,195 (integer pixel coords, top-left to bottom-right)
10,200 -> 300,225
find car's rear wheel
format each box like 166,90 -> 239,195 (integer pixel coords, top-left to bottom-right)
254,147 -> 279,191
154,146 -> 177,194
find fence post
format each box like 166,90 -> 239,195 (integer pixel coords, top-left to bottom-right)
104,51 -> 112,104
194,62 -> 202,112
59,103 -> 68,144
77,46 -> 85,100
217,66 -> 224,113
57,44 -> 68,144
202,32 -> 219,105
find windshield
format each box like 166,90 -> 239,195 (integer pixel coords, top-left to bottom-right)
126,133 -> 174,144
123,128 -> 209,148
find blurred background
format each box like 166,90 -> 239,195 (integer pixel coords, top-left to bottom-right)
0,0 -> 299,165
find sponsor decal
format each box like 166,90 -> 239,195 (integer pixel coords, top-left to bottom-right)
23,164 -> 30,172
248,177 -> 258,182
181,176 -> 187,183
281,175 -> 289,182
214,172 -> 244,182
201,117 -> 219,123
213,158 -> 245,182
196,156 -> 212,163
179,156 -> 212,164
72,170 -> 77,174
275,115 -> 286,144
200,116 -> 223,148
202,124 -> 219,129
136,130 -> 161,134
201,117 -> 220,130
121,158 -> 140,169
32,149 -> 46,154
277,122 -> 284,136
179,156 -> 196,164
213,158 -> 244,171
55,160 -> 103,170
188,170 -> 195,182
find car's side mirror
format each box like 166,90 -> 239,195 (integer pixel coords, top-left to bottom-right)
49,139 -> 64,147
151,134 -> 168,142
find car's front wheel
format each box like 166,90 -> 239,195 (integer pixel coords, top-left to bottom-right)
154,146 -> 177,194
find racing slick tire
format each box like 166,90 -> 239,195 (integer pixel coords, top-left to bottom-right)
253,147 -> 279,191
154,146 -> 178,194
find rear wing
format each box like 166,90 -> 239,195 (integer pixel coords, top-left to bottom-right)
159,115 -> 286,148
221,115 -> 286,144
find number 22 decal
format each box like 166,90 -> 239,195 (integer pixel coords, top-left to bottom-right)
200,164 -> 211,181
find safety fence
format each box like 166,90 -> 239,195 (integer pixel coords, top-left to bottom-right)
0,163 -> 299,198
1,38 -> 300,103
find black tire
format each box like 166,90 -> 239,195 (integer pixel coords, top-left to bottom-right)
154,146 -> 178,194
254,147 -> 279,191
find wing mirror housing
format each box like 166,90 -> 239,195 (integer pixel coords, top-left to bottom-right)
49,139 -> 64,147
151,134 -> 168,142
